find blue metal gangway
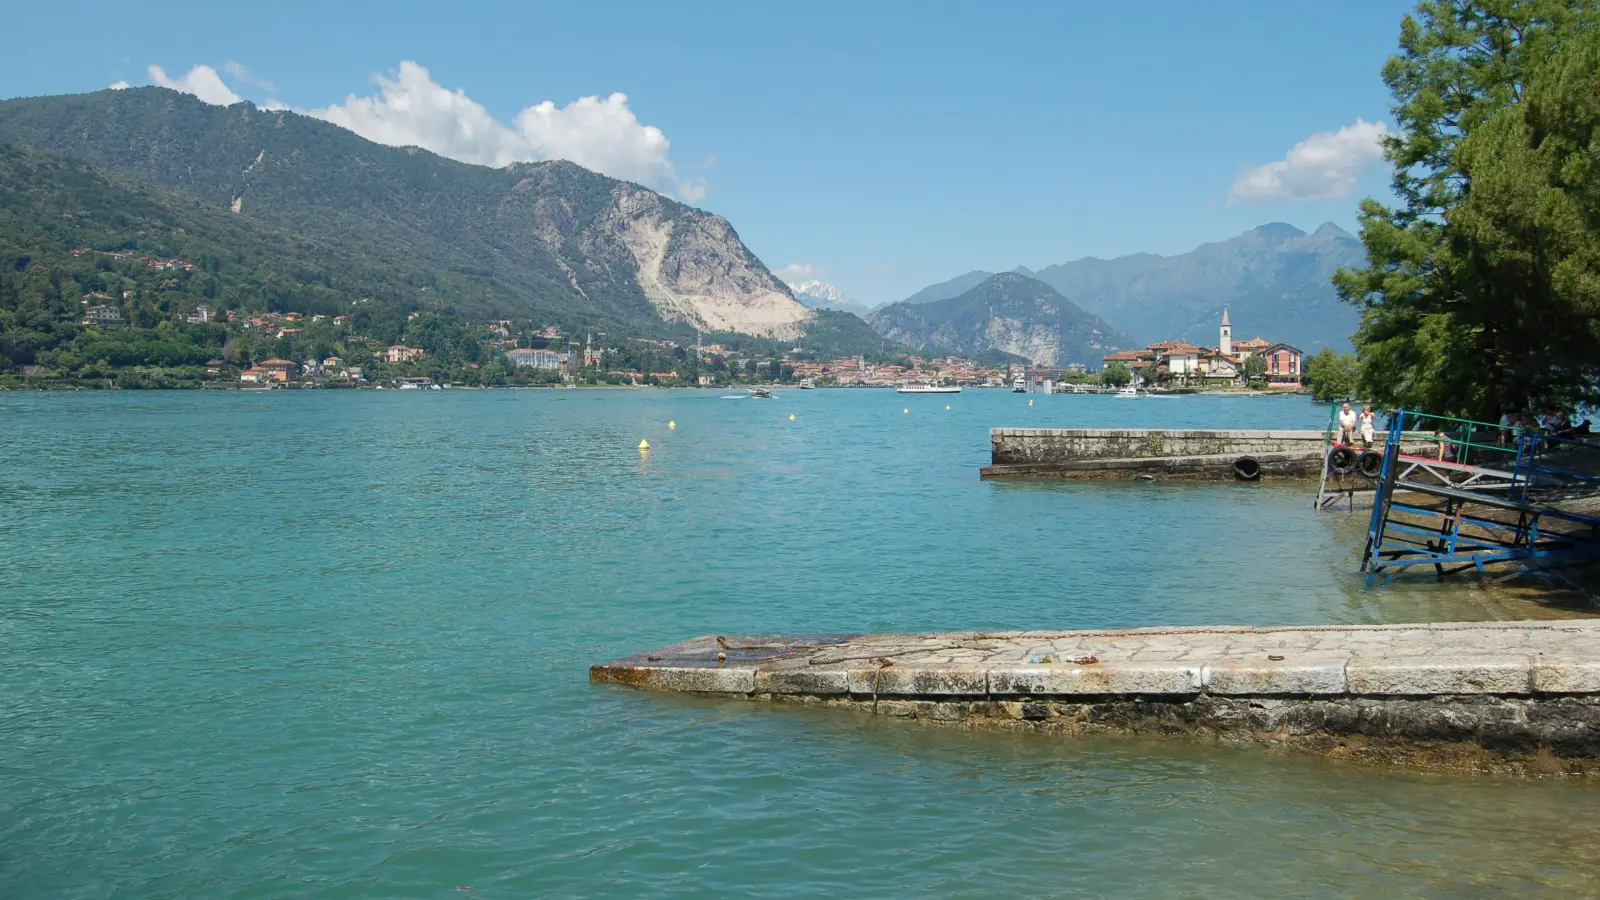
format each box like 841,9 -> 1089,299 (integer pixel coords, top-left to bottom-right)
1359,409 -> 1600,582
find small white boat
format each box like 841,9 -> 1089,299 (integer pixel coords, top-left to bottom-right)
1114,385 -> 1144,398
897,382 -> 960,394
748,387 -> 773,398
798,379 -> 815,390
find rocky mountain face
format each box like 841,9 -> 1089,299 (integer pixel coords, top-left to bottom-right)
867,272 -> 1130,366
0,87 -> 812,339
895,223 -> 1366,352
787,280 -> 875,317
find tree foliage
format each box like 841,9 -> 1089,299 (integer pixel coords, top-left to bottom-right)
1304,348 -> 1359,402
1334,0 -> 1600,416
1100,361 -> 1133,387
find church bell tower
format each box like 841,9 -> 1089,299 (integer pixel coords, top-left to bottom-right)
1219,307 -> 1232,356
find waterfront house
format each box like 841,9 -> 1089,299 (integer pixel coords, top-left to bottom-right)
386,345 -> 426,364
239,367 -> 270,384
508,347 -> 563,370
1156,343 -> 1204,377
1197,350 -> 1241,380
1263,343 -> 1303,384
257,358 -> 296,382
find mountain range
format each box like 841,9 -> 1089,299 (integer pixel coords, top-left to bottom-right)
898,223 -> 1364,352
786,280 -> 876,317
0,87 -> 892,354
867,272 -> 1130,366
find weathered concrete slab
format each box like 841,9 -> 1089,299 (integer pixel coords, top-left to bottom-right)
592,622 -> 1600,773
982,428 -> 1435,481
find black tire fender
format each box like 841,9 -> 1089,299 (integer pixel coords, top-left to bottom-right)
1328,446 -> 1358,476
1357,450 -> 1383,479
1234,456 -> 1262,481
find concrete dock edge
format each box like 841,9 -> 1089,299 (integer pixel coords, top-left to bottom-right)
591,623 -> 1600,774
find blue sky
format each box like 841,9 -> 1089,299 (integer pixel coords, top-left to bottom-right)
0,0 -> 1414,305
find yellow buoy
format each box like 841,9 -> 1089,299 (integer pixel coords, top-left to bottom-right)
668,420 -> 676,429
945,404 -> 951,410
903,408 -> 909,415
1028,399 -> 1034,406
638,439 -> 650,451
788,413 -> 796,421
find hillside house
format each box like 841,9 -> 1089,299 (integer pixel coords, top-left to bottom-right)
186,305 -> 213,324
385,345 -> 425,364
80,304 -> 124,328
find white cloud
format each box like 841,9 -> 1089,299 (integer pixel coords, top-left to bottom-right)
773,263 -> 829,281
148,64 -> 241,106
109,81 -> 129,90
1229,118 -> 1389,203
223,60 -> 275,94
309,61 -> 704,201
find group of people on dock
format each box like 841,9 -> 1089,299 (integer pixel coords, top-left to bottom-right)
1336,403 -> 1377,448
1334,402 -> 1596,466
1498,408 -> 1592,446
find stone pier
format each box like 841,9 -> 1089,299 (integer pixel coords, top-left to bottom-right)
591,622 -> 1600,774
977,428 -> 1444,480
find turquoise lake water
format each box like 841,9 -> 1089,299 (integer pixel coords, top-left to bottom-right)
3,388 -> 1598,898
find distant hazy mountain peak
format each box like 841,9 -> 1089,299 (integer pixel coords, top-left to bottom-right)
896,222 -> 1365,353
867,271 -> 1130,366
1252,222 -> 1307,240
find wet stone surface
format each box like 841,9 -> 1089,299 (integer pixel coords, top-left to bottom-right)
591,622 -> 1600,771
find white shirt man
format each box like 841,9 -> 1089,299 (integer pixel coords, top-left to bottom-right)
1338,404 -> 1358,444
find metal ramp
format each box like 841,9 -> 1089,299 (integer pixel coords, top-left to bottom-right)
1357,409 -> 1600,583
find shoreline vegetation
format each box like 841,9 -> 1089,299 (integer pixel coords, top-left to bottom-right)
0,379 -> 1317,394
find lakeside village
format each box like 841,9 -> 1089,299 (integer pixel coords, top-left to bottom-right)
2,249 -> 1308,391
213,306 -> 1306,394
153,307 -> 1306,392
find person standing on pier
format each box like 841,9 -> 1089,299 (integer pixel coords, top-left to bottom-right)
1337,403 -> 1358,445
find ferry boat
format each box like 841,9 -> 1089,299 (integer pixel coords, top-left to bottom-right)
798,379 -> 815,390
1011,376 -> 1028,393
896,382 -> 960,394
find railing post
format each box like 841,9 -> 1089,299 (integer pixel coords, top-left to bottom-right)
1512,433 -> 1528,502
1362,408 -> 1405,575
